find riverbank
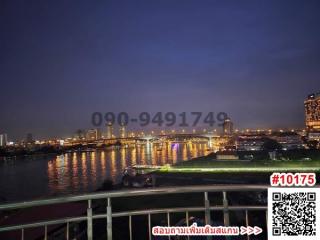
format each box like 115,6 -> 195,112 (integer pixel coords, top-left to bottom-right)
144,149 -> 320,186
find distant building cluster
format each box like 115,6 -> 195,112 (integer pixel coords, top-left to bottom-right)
235,132 -> 305,151
81,123 -> 127,141
1,92 -> 320,150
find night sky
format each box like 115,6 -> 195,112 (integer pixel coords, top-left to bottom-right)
1,0 -> 320,140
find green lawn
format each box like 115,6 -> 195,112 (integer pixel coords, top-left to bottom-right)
158,157 -> 320,173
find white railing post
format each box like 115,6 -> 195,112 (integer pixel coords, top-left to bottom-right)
87,200 -> 93,240
66,222 -> 69,240
21,228 -> 24,240
107,198 -> 112,240
148,214 -> 152,240
167,212 -> 171,240
129,215 -> 132,240
204,192 -> 212,240
44,225 -> 47,240
266,209 -> 268,228
245,210 -> 250,240
223,191 -> 230,226
204,192 -> 211,224
186,211 -> 190,240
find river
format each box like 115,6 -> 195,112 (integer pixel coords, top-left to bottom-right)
0,142 -> 213,202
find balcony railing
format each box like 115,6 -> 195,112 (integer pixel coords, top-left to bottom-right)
0,184 -> 269,240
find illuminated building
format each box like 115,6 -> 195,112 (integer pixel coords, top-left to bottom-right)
236,135 -> 264,151
119,124 -> 126,138
304,93 -> 320,130
237,132 -> 304,151
308,131 -> 320,141
222,117 -> 234,135
269,132 -> 304,150
86,129 -> 100,140
106,122 -> 114,139
0,133 -> 7,147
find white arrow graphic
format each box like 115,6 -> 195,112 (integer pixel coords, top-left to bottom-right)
254,226 -> 263,235
240,226 -> 263,235
247,226 -> 254,235
240,226 -> 247,235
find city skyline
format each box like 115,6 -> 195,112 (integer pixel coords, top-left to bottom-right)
1,1 -> 320,139
1,93 -> 318,142
1,2 -> 320,239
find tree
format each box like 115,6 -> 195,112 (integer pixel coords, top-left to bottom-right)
261,138 -> 283,151
307,140 -> 318,149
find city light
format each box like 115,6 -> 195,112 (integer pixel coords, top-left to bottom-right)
1,3 -> 319,239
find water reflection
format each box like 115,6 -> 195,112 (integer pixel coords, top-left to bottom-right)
49,142 -> 213,193
0,142 -> 214,202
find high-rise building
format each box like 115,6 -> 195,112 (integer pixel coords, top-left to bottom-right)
0,134 -> 8,147
86,129 -> 99,140
96,129 -> 102,139
304,93 -> 320,130
119,124 -> 126,138
222,117 -> 233,135
106,122 -> 114,139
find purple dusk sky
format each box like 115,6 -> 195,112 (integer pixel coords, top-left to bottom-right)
0,0 -> 320,140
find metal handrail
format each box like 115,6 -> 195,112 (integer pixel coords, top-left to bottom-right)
0,184 -> 268,210
0,184 -> 269,240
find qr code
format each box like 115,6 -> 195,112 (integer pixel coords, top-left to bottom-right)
268,188 -> 320,240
